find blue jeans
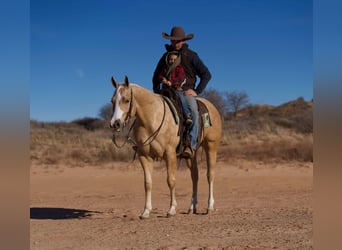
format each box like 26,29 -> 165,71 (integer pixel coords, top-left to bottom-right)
176,92 -> 198,150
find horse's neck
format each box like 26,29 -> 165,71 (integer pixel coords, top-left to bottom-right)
133,86 -> 162,128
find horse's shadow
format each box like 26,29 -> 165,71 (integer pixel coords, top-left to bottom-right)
30,207 -> 100,220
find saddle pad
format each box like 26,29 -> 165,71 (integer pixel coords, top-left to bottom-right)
197,99 -> 212,128
162,96 -> 180,125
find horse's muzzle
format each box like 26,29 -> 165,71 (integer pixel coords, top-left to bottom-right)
110,119 -> 122,131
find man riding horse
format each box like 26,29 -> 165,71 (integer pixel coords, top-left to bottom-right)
152,26 -> 212,158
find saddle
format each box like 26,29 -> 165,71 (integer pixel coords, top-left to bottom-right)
161,87 -> 212,156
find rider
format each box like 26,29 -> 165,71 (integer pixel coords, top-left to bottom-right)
152,26 -> 212,158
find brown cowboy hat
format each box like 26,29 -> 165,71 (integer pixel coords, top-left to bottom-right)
162,26 -> 194,41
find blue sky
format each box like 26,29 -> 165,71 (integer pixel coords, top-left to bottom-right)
30,0 -> 312,122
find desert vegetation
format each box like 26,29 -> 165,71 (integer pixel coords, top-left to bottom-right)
30,96 -> 313,167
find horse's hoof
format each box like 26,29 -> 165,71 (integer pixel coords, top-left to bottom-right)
139,214 -> 149,220
206,208 -> 215,214
139,210 -> 151,219
167,212 -> 176,218
187,209 -> 197,214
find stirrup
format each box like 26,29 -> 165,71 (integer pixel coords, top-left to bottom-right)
185,118 -> 193,125
182,146 -> 194,158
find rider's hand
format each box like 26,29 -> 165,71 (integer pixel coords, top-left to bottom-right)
162,79 -> 172,87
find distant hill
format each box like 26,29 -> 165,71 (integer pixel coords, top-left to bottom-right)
235,98 -> 313,134
238,97 -> 313,118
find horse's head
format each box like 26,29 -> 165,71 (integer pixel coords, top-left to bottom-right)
109,76 -> 134,131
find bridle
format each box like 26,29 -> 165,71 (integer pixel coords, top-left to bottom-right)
112,87 -> 167,151
112,87 -> 134,148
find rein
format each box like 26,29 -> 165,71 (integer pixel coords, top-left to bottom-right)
111,118 -> 136,148
112,90 -> 167,153
137,97 -> 166,147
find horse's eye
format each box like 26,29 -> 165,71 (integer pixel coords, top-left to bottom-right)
124,99 -> 130,104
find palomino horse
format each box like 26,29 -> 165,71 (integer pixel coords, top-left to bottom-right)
110,76 -> 222,219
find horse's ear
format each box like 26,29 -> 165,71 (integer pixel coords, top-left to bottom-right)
111,76 -> 118,89
124,75 -> 129,87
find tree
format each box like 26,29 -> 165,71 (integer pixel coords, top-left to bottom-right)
98,103 -> 112,121
201,88 -> 226,117
225,91 -> 250,117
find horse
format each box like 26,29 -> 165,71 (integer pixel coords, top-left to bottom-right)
109,76 -> 222,219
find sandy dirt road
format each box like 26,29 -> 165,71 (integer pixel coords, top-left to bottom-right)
30,160 -> 313,249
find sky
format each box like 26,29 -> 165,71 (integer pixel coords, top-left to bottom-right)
30,0 -> 312,122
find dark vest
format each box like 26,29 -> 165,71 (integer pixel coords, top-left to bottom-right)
178,47 -> 197,90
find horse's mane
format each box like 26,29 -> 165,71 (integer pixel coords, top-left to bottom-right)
129,83 -> 160,97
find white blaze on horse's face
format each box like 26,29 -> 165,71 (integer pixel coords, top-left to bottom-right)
110,85 -> 131,131
110,86 -> 123,127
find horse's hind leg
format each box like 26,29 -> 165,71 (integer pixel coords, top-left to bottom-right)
205,142 -> 218,214
139,156 -> 154,219
165,152 -> 178,217
186,156 -> 198,214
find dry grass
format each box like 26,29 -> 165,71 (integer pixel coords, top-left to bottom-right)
220,115 -> 313,163
30,99 -> 313,167
30,120 -> 135,167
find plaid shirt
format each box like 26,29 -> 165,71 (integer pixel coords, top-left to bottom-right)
159,65 -> 186,89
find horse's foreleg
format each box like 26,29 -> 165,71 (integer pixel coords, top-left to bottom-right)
186,157 -> 198,214
139,156 -> 154,219
206,147 -> 217,214
166,153 -> 177,217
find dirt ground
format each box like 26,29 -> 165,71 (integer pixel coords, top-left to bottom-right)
30,159 -> 313,250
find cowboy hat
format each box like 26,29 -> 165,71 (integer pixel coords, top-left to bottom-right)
162,26 -> 194,41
